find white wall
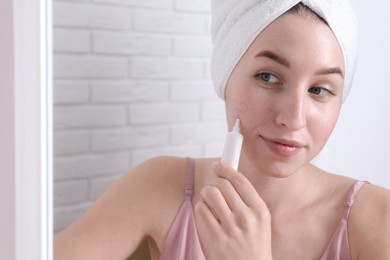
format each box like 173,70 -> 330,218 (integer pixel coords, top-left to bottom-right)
52,0 -> 226,232
314,1 -> 390,188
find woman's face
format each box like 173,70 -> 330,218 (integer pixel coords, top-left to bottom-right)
225,13 -> 344,177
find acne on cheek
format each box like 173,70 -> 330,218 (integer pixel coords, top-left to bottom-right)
225,83 -> 252,124
227,99 -> 251,123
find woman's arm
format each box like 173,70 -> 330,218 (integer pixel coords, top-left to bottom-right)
54,156 -> 186,260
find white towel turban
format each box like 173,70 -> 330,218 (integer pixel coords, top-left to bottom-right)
210,0 -> 358,101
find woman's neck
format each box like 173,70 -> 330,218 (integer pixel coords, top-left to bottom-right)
239,159 -> 321,216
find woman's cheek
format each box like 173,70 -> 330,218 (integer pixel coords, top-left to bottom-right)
226,99 -> 251,126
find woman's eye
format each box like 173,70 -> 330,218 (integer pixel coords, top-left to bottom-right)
308,86 -> 335,97
257,72 -> 279,84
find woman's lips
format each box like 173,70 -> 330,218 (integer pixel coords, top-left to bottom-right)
261,136 -> 305,157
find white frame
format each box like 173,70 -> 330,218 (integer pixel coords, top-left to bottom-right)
0,0 -> 52,259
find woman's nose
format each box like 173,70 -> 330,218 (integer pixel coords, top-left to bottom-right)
275,92 -> 307,131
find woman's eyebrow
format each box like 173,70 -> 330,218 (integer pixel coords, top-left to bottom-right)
317,67 -> 344,78
255,50 -> 344,78
255,50 -> 290,68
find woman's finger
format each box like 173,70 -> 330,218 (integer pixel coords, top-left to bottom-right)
214,162 -> 268,213
207,175 -> 248,213
194,200 -> 220,233
199,185 -> 233,226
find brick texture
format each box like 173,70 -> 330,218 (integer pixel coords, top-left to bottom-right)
53,0 -> 226,233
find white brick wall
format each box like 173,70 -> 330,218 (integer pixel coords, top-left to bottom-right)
53,0 -> 226,233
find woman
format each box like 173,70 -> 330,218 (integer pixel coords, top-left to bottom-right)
54,1 -> 390,259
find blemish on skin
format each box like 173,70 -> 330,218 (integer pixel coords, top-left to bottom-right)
236,100 -> 251,115
227,99 -> 250,128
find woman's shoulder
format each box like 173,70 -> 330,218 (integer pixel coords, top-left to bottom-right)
127,156 -> 191,207
133,156 -> 217,198
350,181 -> 390,220
349,183 -> 390,259
316,172 -> 390,258
130,156 -> 215,190
131,156 -> 215,249
131,155 -> 188,186
53,156 -> 194,259
350,182 -> 390,224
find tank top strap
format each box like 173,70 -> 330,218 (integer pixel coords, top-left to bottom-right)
184,157 -> 195,199
342,180 -> 369,219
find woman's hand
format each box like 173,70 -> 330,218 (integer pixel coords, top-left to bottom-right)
194,162 -> 272,260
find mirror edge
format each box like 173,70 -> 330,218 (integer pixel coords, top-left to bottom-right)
12,0 -> 52,258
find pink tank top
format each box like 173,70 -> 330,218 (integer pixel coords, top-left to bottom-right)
160,158 -> 368,260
